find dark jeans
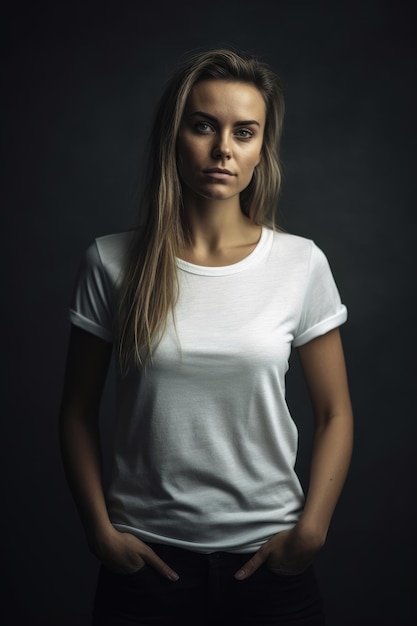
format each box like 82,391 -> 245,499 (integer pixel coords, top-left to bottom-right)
92,543 -> 325,625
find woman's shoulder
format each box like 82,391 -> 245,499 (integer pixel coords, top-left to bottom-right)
267,227 -> 316,256
264,228 -> 333,277
78,230 -> 138,283
94,229 -> 137,260
79,230 -> 136,274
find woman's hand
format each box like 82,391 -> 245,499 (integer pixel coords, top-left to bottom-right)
58,327 -> 179,584
90,526 -> 179,581
234,524 -> 324,580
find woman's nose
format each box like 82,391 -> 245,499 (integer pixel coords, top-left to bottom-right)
212,135 -> 232,160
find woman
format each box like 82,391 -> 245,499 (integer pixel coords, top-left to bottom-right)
59,48 -> 353,625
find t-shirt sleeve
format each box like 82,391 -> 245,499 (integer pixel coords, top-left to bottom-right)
293,243 -> 347,347
68,241 -> 115,342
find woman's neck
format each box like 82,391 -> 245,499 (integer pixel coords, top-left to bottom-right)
179,198 -> 262,267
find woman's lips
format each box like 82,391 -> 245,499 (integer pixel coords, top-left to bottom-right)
203,168 -> 234,179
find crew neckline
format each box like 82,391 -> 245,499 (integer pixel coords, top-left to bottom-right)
176,226 -> 272,276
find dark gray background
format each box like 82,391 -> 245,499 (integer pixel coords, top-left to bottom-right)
2,0 -> 416,624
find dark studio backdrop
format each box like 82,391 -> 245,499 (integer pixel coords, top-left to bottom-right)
2,0 -> 416,624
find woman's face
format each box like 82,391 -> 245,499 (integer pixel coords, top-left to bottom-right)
177,80 -> 266,205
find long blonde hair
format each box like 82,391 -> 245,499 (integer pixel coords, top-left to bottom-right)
118,48 -> 285,372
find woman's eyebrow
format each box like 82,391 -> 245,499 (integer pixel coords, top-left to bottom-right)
188,111 -> 260,127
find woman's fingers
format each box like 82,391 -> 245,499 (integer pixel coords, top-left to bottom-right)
95,530 -> 179,580
234,528 -> 317,580
234,545 -> 268,580
142,545 -> 179,581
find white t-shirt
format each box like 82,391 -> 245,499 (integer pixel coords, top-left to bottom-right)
69,226 -> 347,553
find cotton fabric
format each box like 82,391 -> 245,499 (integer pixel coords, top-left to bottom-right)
69,226 -> 347,554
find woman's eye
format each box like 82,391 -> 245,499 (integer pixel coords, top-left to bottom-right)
236,128 -> 254,139
195,122 -> 213,133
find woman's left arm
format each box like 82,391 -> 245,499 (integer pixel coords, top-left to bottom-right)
295,327 -> 354,543
235,328 -> 353,579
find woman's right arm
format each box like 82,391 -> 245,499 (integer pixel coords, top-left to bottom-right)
58,325 -> 179,580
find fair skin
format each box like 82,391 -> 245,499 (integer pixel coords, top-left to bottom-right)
176,79 -> 265,266
59,79 -> 353,583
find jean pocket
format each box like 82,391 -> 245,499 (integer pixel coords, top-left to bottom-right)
101,561 -> 147,580
264,562 -> 310,578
